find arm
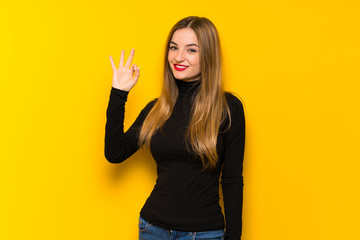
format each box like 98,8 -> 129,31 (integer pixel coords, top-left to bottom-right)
104,87 -> 157,163
105,48 -> 147,163
221,94 -> 246,240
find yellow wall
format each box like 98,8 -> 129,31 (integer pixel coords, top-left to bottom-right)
1,0 -> 359,239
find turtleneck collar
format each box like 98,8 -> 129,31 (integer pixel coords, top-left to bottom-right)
175,78 -> 201,96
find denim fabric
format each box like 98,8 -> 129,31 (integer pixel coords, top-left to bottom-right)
138,216 -> 225,240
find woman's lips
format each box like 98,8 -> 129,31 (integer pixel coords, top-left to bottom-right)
174,64 -> 189,71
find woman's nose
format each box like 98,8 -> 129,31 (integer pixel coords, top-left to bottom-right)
175,50 -> 185,62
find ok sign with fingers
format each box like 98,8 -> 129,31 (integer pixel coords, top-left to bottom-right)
109,48 -> 140,92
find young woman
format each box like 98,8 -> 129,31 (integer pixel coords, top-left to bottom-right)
105,16 -> 245,240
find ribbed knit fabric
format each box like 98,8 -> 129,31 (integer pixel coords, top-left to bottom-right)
105,78 -> 245,240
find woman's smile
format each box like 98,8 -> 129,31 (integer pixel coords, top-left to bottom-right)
174,64 -> 189,71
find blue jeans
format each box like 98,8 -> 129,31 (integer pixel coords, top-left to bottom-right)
138,216 -> 225,240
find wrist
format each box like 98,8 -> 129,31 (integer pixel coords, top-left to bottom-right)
112,86 -> 130,92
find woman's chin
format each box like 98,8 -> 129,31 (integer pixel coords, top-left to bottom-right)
173,73 -> 200,82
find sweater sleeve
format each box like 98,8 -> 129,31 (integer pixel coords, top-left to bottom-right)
221,93 -> 246,240
104,87 -> 157,163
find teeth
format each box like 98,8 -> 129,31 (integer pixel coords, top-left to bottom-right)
176,65 -> 187,68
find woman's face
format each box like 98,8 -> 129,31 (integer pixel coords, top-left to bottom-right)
168,28 -> 201,82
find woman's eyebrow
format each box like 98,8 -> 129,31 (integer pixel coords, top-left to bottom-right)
169,41 -> 199,47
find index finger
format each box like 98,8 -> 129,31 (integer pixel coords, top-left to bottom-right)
124,48 -> 135,69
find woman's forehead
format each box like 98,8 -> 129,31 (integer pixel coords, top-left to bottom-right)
171,28 -> 199,45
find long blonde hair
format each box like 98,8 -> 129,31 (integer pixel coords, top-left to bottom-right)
139,16 -> 231,171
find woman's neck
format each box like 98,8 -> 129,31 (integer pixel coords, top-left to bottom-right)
177,73 -> 201,82
175,77 -> 201,95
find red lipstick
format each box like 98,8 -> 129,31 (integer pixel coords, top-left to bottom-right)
174,64 -> 189,71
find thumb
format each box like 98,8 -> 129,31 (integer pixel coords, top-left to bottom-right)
133,66 -> 140,81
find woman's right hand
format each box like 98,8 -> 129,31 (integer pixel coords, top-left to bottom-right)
109,48 -> 140,92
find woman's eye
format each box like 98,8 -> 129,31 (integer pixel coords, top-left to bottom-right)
188,49 -> 197,53
169,46 -> 177,50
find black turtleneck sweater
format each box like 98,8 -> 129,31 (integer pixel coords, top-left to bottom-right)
105,79 -> 245,240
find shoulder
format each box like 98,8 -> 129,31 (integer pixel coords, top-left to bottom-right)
141,97 -> 158,113
224,91 -> 245,118
222,92 -> 246,135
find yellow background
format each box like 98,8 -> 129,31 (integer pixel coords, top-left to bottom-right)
1,0 -> 359,239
